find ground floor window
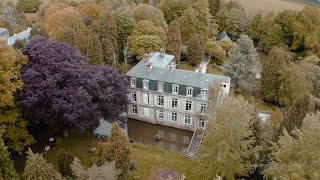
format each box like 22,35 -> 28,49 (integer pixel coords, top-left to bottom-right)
143,107 -> 150,117
198,119 -> 205,128
171,112 -> 178,122
158,110 -> 164,119
132,105 -> 137,114
184,115 -> 192,125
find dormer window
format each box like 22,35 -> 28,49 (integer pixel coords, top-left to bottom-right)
143,79 -> 149,90
201,89 -> 208,99
172,84 -> 179,94
186,87 -> 193,96
130,78 -> 136,87
158,82 -> 164,91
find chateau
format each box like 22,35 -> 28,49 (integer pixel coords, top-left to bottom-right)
126,49 -> 231,132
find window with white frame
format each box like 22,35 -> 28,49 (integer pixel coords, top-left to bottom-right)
143,93 -> 150,104
158,95 -> 164,106
171,112 -> 178,122
185,101 -> 192,111
158,110 -> 164,119
130,78 -> 136,87
184,115 -> 192,125
158,82 -> 164,91
200,104 -> 207,114
198,118 -> 205,128
186,87 -> 193,96
131,92 -> 137,102
172,98 -> 178,109
143,80 -> 149,89
201,90 -> 208,99
172,84 -> 179,94
143,107 -> 149,117
132,105 -> 137,114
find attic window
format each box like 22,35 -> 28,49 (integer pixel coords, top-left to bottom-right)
186,87 -> 193,96
130,78 -> 136,87
172,84 -> 179,94
201,90 -> 207,99
143,79 -> 149,90
158,82 -> 164,91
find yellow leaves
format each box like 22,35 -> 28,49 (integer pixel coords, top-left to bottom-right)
45,7 -> 86,42
128,21 -> 166,59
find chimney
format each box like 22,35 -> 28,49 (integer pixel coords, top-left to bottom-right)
169,62 -> 176,72
146,61 -> 153,72
142,53 -> 150,62
159,48 -> 165,57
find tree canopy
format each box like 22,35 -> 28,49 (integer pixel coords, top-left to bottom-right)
264,112 -> 320,179
198,96 -> 259,179
19,37 -> 129,134
0,41 -> 34,152
222,35 -> 257,91
128,20 -> 166,60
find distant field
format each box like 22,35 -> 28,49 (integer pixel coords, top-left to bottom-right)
238,0 -> 306,17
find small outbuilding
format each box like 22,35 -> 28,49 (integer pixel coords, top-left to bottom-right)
216,31 -> 232,42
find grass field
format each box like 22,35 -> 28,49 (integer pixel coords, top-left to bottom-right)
237,0 -> 306,17
40,132 -> 196,180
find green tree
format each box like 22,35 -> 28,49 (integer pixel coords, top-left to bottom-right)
128,20 -> 166,59
280,93 -> 316,135
262,23 -> 285,53
248,13 -> 262,44
264,112 -> 320,179
13,39 -> 24,49
274,10 -> 297,46
222,35 -> 257,91
216,8 -> 232,33
57,148 -> 74,178
256,12 -> 275,52
132,3 -> 167,30
17,0 -> 41,13
113,8 -> 135,60
178,0 -> 218,43
0,42 -> 34,152
166,20 -> 182,65
158,0 -> 189,23
187,33 -> 205,65
206,40 -> 226,65
101,38 -> 116,66
71,157 -> 120,180
0,126 -> 19,180
278,61 -> 320,108
197,96 -> 259,179
24,148 -> 62,180
291,6 -> 320,56
208,0 -> 221,16
261,47 -> 290,103
228,8 -> 248,37
94,122 -> 131,180
95,10 -> 119,60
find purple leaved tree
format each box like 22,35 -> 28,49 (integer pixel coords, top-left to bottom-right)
19,37 -> 128,134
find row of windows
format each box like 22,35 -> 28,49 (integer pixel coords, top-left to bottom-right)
131,106 -> 206,127
130,78 -> 208,99
130,92 -> 207,114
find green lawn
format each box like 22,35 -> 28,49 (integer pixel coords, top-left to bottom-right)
178,61 -> 223,75
41,132 -> 196,180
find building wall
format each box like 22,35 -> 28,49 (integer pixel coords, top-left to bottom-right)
127,88 -> 209,132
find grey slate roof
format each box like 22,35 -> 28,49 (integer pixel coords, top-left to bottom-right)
7,27 -> 31,47
0,28 -> 9,39
126,55 -> 230,90
147,52 -> 175,68
217,31 -> 231,42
